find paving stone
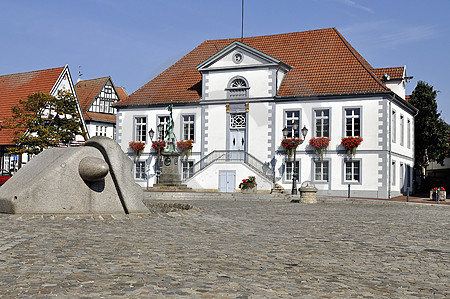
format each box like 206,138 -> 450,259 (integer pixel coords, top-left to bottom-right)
0,198 -> 448,297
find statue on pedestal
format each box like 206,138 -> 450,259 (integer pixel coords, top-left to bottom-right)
163,104 -> 177,153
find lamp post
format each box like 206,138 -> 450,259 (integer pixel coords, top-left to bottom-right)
283,122 -> 308,195
156,124 -> 165,184
147,129 -> 155,189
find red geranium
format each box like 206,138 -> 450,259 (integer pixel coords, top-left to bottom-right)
129,141 -> 145,152
151,140 -> 166,151
309,137 -> 330,160
281,138 -> 301,149
341,136 -> 363,158
177,139 -> 194,151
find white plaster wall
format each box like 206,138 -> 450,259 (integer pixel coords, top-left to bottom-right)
86,122 -> 115,139
185,162 -> 272,191
205,105 -> 227,152
208,50 -> 268,69
390,101 -> 414,159
204,68 -> 273,100
247,102 -> 270,161
385,80 -> 406,100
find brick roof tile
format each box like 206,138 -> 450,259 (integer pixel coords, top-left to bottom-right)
118,28 -> 390,106
0,66 -> 65,145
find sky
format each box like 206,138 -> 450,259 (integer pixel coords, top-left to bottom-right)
1,0 -> 449,121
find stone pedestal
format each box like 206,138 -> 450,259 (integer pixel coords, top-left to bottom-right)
430,190 -> 446,201
158,152 -> 181,185
300,186 -> 318,203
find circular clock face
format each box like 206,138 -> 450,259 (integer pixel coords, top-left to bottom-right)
164,157 -> 171,166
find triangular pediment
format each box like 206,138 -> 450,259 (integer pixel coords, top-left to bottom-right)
196,41 -> 291,71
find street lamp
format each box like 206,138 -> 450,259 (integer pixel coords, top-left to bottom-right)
148,128 -> 154,141
290,121 -> 299,195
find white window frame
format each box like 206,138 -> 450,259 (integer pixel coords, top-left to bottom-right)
314,160 -> 329,182
182,115 -> 195,141
285,160 -> 300,182
158,116 -> 170,139
392,110 -> 396,143
182,160 -> 194,180
407,119 -> 411,149
344,107 -> 361,137
314,109 -> 330,138
284,110 -> 301,138
344,160 -> 361,183
400,114 -> 404,146
134,117 -> 147,142
135,161 -> 146,180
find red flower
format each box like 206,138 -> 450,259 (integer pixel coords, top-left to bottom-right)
177,139 -> 194,151
151,140 -> 166,150
341,136 -> 363,150
281,138 -> 302,149
309,137 -> 330,149
129,141 -> 145,152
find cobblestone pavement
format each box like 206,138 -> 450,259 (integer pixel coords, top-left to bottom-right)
0,198 -> 448,298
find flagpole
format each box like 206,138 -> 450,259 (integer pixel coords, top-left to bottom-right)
241,0 -> 244,42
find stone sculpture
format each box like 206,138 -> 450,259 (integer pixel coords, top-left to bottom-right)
0,136 -> 148,214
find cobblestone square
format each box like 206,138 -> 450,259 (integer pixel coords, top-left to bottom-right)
0,198 -> 448,297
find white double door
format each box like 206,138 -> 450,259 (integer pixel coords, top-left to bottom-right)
229,129 -> 245,160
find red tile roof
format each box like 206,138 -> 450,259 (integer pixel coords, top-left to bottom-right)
0,66 -> 65,145
117,28 -> 391,106
84,111 -> 116,123
75,77 -> 109,112
373,67 -> 405,80
116,86 -> 128,101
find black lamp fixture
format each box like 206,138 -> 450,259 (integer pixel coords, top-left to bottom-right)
282,126 -> 290,139
301,125 -> 308,140
148,128 -> 155,141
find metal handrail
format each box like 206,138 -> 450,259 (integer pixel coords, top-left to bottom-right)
185,150 -> 274,181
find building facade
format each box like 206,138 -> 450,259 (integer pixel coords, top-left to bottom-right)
115,28 -> 417,198
75,77 -> 125,139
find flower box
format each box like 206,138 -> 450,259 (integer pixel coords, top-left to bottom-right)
430,187 -> 446,201
281,138 -> 302,157
341,136 -> 363,158
129,141 -> 145,157
309,137 -> 330,160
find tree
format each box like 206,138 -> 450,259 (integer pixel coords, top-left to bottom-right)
2,90 -> 83,155
409,81 -> 449,175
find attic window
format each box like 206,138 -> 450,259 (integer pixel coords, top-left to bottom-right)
226,76 -> 249,99
233,52 -> 244,64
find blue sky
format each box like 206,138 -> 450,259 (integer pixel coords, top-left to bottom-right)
1,0 -> 449,120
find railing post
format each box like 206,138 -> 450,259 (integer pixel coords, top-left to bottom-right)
347,184 -> 351,199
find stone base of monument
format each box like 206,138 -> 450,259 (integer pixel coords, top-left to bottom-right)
148,152 -> 193,192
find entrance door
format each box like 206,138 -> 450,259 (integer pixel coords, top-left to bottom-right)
219,171 -> 235,192
229,130 -> 245,160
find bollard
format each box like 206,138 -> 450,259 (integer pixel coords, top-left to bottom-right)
406,187 -> 409,202
347,184 -> 351,199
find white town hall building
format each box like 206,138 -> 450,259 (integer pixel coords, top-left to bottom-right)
114,28 -> 417,199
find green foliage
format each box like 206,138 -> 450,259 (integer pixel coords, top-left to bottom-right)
409,81 -> 449,168
3,91 -> 83,155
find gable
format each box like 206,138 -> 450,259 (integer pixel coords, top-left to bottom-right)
197,41 -> 291,71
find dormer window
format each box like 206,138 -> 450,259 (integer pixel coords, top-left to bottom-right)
226,76 -> 249,98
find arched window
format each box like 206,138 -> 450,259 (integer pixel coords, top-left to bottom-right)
226,76 -> 249,98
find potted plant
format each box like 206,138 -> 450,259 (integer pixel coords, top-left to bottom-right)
341,136 -> 363,158
430,187 -> 446,201
239,176 -> 257,193
309,137 -> 330,160
129,141 -> 146,158
177,139 -> 194,159
281,138 -> 301,159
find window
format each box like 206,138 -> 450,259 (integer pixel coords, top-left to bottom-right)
315,109 -> 329,137
230,113 -> 246,129
135,161 -> 145,179
314,160 -> 329,182
345,108 -> 360,136
285,161 -> 299,181
227,76 -> 249,98
95,125 -> 106,136
135,117 -> 147,142
392,110 -> 396,143
182,115 -> 195,141
345,160 -> 360,182
392,160 -> 396,186
158,116 -> 170,138
182,161 -> 194,180
407,119 -> 411,149
88,84 -> 117,114
400,115 -> 404,146
285,110 -> 300,138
